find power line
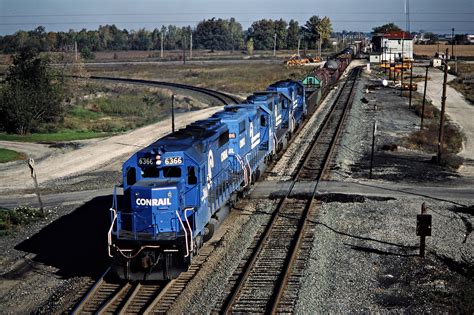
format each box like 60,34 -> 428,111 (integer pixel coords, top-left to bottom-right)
0,12 -> 473,18
0,20 -> 472,26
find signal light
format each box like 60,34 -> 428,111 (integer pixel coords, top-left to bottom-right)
229,133 -> 236,139
156,155 -> 161,165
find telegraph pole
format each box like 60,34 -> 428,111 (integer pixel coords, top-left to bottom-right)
421,65 -> 429,130
273,33 -> 277,57
400,31 -> 405,96
171,95 -> 176,133
437,48 -> 449,165
161,31 -> 164,58
297,36 -> 301,56
190,32 -> 193,59
409,64 -> 413,108
451,28 -> 455,58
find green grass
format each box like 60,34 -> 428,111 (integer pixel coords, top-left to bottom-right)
0,131 -> 112,142
0,148 -> 24,163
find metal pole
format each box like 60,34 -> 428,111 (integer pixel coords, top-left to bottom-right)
389,48 -> 392,80
437,48 -> 449,165
409,64 -> 413,108
171,95 -> 175,133
419,203 -> 427,258
421,66 -> 429,129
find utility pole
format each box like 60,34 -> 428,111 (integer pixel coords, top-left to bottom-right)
437,48 -> 449,165
297,36 -> 301,56
318,36 -> 322,58
171,94 -> 176,133
161,31 -> 164,58
409,64 -> 413,108
451,28 -> 455,59
74,41 -> 78,62
190,33 -> 193,59
421,66 -> 429,130
273,33 -> 277,57
400,31 -> 405,96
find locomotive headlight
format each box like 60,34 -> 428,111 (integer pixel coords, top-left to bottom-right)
155,155 -> 161,165
229,133 -> 236,139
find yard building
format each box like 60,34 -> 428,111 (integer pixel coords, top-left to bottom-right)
371,31 -> 413,63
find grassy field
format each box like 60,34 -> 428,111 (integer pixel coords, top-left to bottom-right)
1,60 -> 313,141
0,148 -> 24,163
414,45 -> 474,57
87,63 -> 310,95
0,131 -> 111,142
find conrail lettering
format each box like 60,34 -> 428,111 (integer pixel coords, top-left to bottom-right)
135,198 -> 171,207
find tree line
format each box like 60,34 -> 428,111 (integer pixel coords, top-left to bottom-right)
0,16 -> 334,55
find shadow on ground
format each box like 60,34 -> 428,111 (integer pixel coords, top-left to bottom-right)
351,150 -> 460,183
15,196 -> 113,278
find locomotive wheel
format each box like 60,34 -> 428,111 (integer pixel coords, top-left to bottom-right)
203,218 -> 218,242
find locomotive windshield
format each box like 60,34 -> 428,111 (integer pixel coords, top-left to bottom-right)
141,166 -> 182,178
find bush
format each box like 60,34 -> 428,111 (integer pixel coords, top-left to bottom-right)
80,47 -> 95,60
0,206 -> 43,235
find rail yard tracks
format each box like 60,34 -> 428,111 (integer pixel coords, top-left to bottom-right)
75,75 -> 241,105
213,67 -> 361,313
69,68 -> 360,314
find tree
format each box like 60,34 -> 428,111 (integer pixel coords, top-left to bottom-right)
248,19 -> 275,50
372,23 -> 402,34
304,16 -> 332,49
0,48 -> 63,134
246,38 -> 254,55
194,18 -> 234,51
274,19 -> 288,49
287,19 -> 300,50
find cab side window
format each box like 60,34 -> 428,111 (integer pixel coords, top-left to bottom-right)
126,167 -> 136,185
187,166 -> 197,185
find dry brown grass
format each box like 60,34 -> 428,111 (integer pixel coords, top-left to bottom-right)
448,62 -> 474,104
414,45 -> 474,57
86,63 -> 310,94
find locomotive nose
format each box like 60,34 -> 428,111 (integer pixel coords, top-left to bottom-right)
130,180 -> 180,235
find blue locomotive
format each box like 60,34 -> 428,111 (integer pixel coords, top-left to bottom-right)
108,79 -> 307,280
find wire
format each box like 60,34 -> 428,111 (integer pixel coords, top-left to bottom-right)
0,12 -> 473,18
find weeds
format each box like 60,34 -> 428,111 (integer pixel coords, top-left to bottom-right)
0,206 -> 44,236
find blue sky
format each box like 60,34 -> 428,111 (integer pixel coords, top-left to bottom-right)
1,0 -> 473,35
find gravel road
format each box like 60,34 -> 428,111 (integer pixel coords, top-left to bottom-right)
0,107 -> 222,193
415,67 -> 474,177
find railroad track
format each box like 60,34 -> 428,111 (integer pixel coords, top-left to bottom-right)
213,67 -> 361,313
75,75 -> 241,105
70,268 -> 172,314
69,69 -> 359,314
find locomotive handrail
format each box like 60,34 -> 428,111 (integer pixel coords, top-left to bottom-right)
176,210 -> 190,257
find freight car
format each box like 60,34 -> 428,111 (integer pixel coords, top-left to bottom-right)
303,46 -> 354,106
108,80 -> 307,280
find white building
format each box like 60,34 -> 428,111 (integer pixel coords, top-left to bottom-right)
371,31 -> 414,63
